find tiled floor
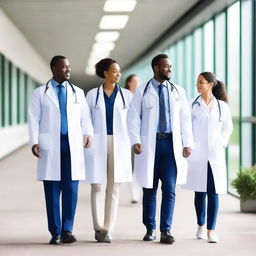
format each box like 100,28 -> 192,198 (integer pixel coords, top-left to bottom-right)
0,146 -> 255,256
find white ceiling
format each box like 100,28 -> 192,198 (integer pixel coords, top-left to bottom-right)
0,0 -> 198,89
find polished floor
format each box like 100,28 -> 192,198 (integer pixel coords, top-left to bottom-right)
0,146 -> 255,256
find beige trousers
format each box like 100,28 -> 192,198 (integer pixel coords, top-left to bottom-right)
91,135 -> 120,233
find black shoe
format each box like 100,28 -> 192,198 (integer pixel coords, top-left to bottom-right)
143,230 -> 156,241
49,235 -> 62,245
61,231 -> 77,243
95,230 -> 107,242
160,230 -> 175,244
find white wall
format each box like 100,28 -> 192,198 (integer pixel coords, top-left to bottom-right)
0,8 -> 50,159
0,7 -> 50,83
0,125 -> 28,159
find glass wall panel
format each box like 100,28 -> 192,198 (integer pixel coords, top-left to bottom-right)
177,40 -> 185,87
3,58 -> 10,127
203,20 -> 214,72
215,12 -> 227,83
241,0 -> 253,167
170,43 -> 178,83
0,54 -> 3,127
227,1 -> 240,192
18,70 -> 25,124
10,64 -> 18,126
185,35 -> 194,99
193,28 -> 203,96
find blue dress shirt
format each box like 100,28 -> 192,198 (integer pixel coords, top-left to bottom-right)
51,79 -> 68,134
151,78 -> 172,133
104,85 -> 118,135
51,79 -> 67,99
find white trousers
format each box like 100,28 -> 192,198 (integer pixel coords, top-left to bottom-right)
91,135 -> 120,233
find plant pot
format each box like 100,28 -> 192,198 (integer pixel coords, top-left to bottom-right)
240,199 -> 256,213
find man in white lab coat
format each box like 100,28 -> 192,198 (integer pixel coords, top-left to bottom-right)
127,54 -> 193,244
28,55 -> 93,245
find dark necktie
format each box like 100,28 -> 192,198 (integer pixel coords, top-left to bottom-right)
57,84 -> 68,135
158,84 -> 167,133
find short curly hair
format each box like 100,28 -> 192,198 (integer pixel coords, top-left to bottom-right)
95,58 -> 117,79
50,55 -> 66,70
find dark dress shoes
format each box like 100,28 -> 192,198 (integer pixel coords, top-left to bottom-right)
160,230 -> 175,244
61,230 -> 77,243
49,235 -> 62,245
143,230 -> 156,241
95,230 -> 108,242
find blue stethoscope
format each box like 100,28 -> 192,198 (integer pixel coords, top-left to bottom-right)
142,79 -> 180,109
192,95 -> 222,121
94,84 -> 127,110
44,79 -> 78,103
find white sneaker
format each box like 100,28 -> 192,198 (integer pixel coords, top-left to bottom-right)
196,226 -> 206,239
104,233 -> 112,243
207,230 -> 219,243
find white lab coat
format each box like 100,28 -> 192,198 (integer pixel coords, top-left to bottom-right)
84,85 -> 133,184
182,96 -> 233,194
28,80 -> 93,181
127,80 -> 194,188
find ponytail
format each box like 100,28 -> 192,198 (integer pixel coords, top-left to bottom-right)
212,80 -> 228,103
199,72 -> 228,103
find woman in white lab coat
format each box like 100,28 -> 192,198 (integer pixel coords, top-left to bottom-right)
85,58 -> 132,243
183,72 -> 233,243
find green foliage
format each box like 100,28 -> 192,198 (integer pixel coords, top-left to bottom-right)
232,166 -> 256,201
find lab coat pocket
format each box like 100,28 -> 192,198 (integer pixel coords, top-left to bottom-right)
188,142 -> 201,161
38,133 -> 50,150
71,102 -> 81,117
134,136 -> 146,165
84,134 -> 100,155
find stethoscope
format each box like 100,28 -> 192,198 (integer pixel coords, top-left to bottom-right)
44,79 -> 79,104
94,84 -> 127,110
192,95 -> 222,121
142,79 -> 180,109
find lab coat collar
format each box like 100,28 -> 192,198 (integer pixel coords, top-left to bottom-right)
45,80 -> 59,109
51,78 -> 67,88
151,78 -> 168,88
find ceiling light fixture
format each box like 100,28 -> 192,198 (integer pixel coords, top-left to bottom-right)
95,31 -> 120,42
104,0 -> 137,12
99,15 -> 129,29
92,41 -> 115,51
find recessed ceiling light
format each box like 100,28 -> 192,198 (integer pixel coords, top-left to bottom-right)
93,42 -> 115,51
95,31 -> 120,42
90,50 -> 110,59
85,66 -> 95,76
99,15 -> 129,29
88,49 -> 111,65
104,0 -> 137,12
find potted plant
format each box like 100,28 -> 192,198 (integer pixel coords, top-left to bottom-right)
232,165 -> 256,213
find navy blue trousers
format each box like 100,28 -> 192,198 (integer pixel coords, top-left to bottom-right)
43,134 -> 79,236
194,162 -> 219,230
143,135 -> 177,231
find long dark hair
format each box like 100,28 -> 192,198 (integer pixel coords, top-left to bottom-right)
124,74 -> 136,90
200,72 -> 228,103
